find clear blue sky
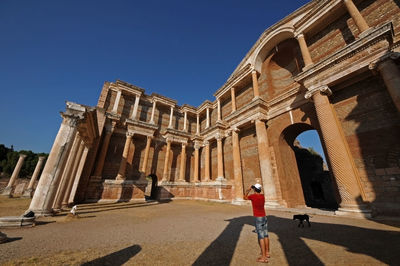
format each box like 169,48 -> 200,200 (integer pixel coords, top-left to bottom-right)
1,0 -> 325,158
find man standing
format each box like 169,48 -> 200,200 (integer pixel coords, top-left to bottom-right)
244,183 -> 269,263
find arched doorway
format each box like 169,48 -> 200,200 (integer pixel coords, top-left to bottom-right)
295,131 -> 338,209
279,123 -> 338,210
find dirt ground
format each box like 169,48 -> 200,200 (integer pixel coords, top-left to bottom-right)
0,196 -> 399,266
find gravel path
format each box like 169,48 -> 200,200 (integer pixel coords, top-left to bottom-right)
1,199 -> 399,265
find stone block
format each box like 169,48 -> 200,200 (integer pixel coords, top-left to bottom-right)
375,169 -> 386,176
385,167 -> 400,175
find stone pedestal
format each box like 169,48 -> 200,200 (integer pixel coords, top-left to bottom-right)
0,231 -> 8,243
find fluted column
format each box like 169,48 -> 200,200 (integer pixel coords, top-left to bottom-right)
93,124 -> 114,177
116,132 -> 133,180
376,58 -> 400,112
193,142 -> 200,182
231,87 -> 237,112
168,106 -> 174,128
232,128 -> 244,200
23,156 -> 46,197
2,154 -> 27,196
29,113 -> 79,216
252,70 -> 260,99
305,86 -> 367,212
255,119 -> 280,206
216,134 -> 224,180
111,90 -> 122,114
296,33 -> 313,68
162,139 -> 172,181
66,144 -> 90,207
204,141 -> 210,181
131,95 -> 140,120
53,134 -> 81,209
141,136 -> 153,174
343,0 -> 370,33
178,144 -> 187,181
150,100 -> 156,124
61,138 -> 85,208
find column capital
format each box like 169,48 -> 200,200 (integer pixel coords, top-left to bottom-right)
294,32 -> 304,39
215,133 -> 224,141
60,113 -> 80,127
194,143 -> 201,150
232,126 -> 240,133
19,154 -> 27,159
38,156 -> 46,161
203,140 -> 210,146
126,131 -> 134,138
305,85 -> 332,100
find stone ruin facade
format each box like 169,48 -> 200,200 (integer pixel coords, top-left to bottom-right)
28,0 -> 400,217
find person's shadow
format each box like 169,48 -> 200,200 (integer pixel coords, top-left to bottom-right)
193,215 -> 400,266
82,244 -> 141,266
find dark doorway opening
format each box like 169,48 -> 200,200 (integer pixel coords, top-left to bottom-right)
145,174 -> 158,200
294,130 -> 338,210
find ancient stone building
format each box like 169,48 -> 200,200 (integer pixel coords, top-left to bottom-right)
29,0 -> 400,217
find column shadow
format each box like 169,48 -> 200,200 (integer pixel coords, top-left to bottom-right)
82,244 -> 141,266
193,215 -> 400,266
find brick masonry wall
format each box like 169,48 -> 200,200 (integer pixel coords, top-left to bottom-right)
239,126 -> 262,190
307,0 -> 400,65
331,74 -> 400,212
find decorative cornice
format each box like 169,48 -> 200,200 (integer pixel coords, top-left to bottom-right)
294,22 -> 394,84
214,64 -> 253,99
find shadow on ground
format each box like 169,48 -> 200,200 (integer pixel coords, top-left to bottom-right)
82,244 -> 141,266
193,215 -> 400,266
53,200 -> 171,217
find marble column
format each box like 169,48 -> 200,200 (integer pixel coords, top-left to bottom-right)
141,136 -> 153,174
216,134 -> 225,180
252,70 -> 260,99
23,156 -> 46,198
343,0 -> 370,33
93,124 -> 114,177
67,144 -> 90,206
204,141 -> 210,181
162,139 -> 172,181
305,86 -> 368,213
231,87 -> 237,112
196,113 -> 200,135
29,113 -> 79,216
61,138 -> 85,208
193,143 -> 200,182
168,106 -> 174,128
116,132 -> 133,180
206,108 -> 210,128
111,90 -> 122,114
376,59 -> 400,112
53,134 -> 81,209
217,98 -> 222,122
255,120 -> 280,207
150,100 -> 156,124
296,33 -> 313,68
2,154 -> 27,196
131,95 -> 140,120
231,128 -> 244,201
183,111 -> 188,131
178,143 -> 187,181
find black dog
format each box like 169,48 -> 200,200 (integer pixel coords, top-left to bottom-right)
293,214 -> 311,227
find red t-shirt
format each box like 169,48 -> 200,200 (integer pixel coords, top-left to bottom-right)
248,194 -> 266,217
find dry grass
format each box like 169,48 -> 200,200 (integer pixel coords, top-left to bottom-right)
0,196 -> 31,217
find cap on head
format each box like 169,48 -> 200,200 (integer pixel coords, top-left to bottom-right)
254,183 -> 262,190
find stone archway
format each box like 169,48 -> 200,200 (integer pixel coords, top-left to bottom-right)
277,123 -> 339,209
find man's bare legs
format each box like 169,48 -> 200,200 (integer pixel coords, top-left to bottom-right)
257,237 -> 270,262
